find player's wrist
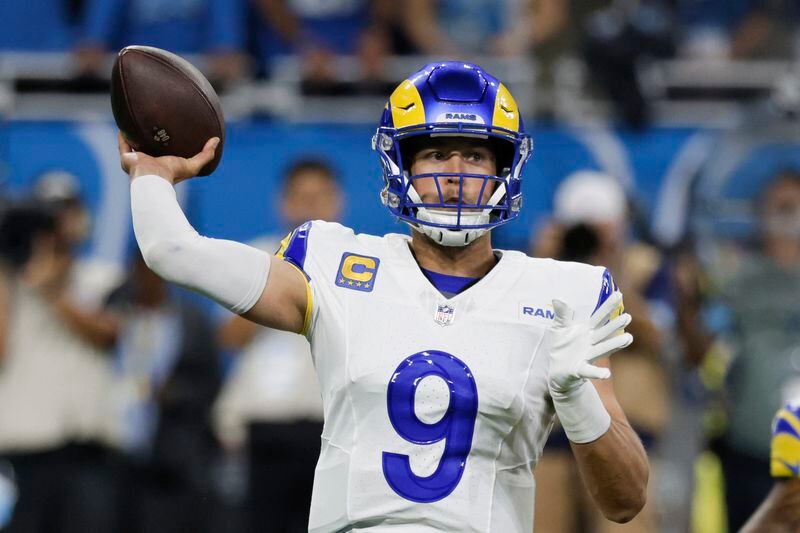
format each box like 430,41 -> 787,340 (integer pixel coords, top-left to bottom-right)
131,169 -> 176,185
121,151 -> 177,183
548,373 -> 586,396
551,380 -> 611,444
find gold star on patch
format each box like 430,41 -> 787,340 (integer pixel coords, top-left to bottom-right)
363,283 -> 370,289
356,281 -> 362,287
339,278 -> 345,283
347,280 -> 354,286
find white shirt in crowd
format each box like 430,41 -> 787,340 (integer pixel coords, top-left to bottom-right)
212,236 -> 323,450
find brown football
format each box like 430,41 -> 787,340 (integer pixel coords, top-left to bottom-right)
111,45 -> 224,176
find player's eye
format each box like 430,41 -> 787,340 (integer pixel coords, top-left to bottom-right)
430,151 -> 447,161
467,151 -> 484,162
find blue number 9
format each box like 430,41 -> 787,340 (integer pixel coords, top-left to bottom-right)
382,350 -> 478,503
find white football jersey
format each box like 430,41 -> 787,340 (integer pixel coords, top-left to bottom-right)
277,221 -> 618,533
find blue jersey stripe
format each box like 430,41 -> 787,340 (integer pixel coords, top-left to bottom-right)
592,268 -> 615,315
277,221 -> 312,276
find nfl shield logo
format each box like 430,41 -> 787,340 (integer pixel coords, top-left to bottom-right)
434,304 -> 455,326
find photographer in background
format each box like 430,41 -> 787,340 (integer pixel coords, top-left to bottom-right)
107,252 -> 222,533
533,170 -> 668,532
0,173 -> 121,533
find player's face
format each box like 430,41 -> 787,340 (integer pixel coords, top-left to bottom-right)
762,176 -> 800,239
409,138 -> 498,207
281,170 -> 343,226
56,203 -> 90,247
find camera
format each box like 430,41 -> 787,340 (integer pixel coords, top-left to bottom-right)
0,201 -> 57,270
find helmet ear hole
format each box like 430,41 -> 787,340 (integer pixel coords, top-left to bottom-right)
398,135 -> 430,171
490,137 -> 515,174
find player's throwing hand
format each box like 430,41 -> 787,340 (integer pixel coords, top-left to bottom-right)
118,132 -> 219,184
547,291 -> 633,395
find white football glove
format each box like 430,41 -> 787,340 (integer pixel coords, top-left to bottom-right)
547,290 -> 633,395
546,291 -> 633,443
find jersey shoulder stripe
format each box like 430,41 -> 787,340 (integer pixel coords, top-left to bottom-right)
277,221 -> 368,336
276,222 -> 314,334
592,268 -> 621,316
276,221 -> 312,275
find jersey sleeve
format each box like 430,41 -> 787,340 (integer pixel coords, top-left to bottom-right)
275,221 -> 315,336
274,220 -> 360,339
553,263 -> 624,323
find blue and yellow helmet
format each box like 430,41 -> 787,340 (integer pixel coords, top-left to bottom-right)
771,399 -> 800,478
372,62 -> 533,246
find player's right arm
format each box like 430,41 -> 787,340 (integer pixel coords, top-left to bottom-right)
119,133 -> 308,333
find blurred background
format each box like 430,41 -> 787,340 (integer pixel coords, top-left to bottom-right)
2,0 -> 800,532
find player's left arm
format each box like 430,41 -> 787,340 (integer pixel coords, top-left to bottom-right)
546,289 -> 648,523
570,361 -> 649,524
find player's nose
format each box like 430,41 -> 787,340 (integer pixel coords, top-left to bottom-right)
442,153 -> 468,175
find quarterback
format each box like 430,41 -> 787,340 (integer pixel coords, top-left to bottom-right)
119,62 -> 648,532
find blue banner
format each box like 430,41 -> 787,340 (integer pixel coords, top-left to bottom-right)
1,120 -> 710,267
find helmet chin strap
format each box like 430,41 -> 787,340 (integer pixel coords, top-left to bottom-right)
404,179 -> 507,247
414,208 -> 490,246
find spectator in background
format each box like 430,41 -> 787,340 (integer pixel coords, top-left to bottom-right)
0,173 -> 121,532
676,0 -> 755,58
676,0 -> 800,59
403,0 -> 567,58
532,171 -> 668,533
74,0 -> 249,85
106,252 -> 222,533
581,1 -> 675,128
727,0 -> 800,59
676,170 -> 800,531
255,0 -> 394,92
0,0 -> 79,51
212,158 -> 343,533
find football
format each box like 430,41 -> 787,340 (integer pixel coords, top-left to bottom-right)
111,45 -> 225,176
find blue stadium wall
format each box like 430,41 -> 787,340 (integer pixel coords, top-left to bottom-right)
1,120 -> 706,267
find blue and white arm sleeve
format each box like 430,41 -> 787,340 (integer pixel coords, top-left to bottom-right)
130,175 -> 269,314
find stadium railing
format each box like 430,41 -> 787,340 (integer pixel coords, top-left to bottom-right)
0,52 -> 797,125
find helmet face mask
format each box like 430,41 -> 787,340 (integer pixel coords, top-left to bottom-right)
373,62 -> 533,247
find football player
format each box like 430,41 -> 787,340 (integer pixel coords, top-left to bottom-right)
741,400 -> 800,532
118,62 -> 648,532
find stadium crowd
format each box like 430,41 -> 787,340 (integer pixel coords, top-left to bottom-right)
1,1 -> 800,533
2,0 -> 800,114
